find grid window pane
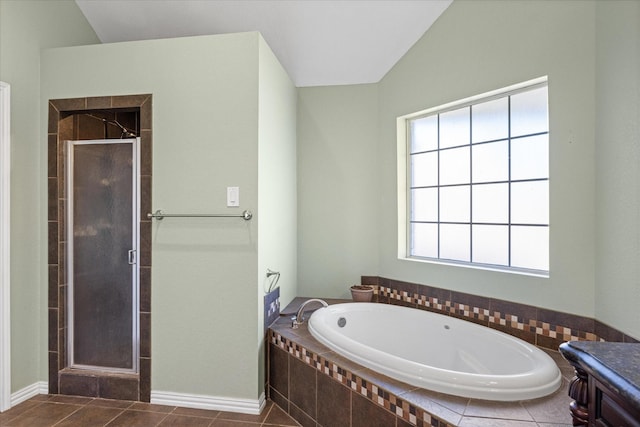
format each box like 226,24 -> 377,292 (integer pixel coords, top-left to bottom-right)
472,97 -> 508,143
440,146 -> 470,185
511,134 -> 549,180
511,226 -> 549,271
511,86 -> 548,137
473,225 -> 509,265
411,116 -> 438,153
411,223 -> 438,258
440,224 -> 470,262
411,152 -> 438,187
440,185 -> 470,223
472,183 -> 508,223
440,107 -> 470,149
472,140 -> 509,183
511,181 -> 549,224
411,188 -> 438,222
405,81 -> 548,273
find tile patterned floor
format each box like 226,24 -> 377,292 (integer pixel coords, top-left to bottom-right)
0,395 -> 301,427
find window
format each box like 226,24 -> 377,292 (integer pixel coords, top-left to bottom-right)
398,77 -> 549,275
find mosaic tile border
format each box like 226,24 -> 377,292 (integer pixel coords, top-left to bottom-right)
270,331 -> 454,427
377,286 -> 595,343
364,276 -> 637,349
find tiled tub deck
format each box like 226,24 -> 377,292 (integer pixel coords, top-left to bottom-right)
268,300 -> 574,427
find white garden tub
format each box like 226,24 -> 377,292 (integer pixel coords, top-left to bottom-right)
308,302 -> 561,401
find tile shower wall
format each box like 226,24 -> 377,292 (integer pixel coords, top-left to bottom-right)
362,276 -> 638,349
47,94 -> 153,401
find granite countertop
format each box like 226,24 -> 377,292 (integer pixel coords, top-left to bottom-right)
560,341 -> 640,412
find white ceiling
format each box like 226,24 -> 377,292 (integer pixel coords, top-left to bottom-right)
75,0 -> 452,87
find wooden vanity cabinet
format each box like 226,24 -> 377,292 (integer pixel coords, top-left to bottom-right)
559,341 -> 640,427
590,375 -> 640,427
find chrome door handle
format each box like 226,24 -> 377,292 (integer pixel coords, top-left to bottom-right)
128,250 -> 137,265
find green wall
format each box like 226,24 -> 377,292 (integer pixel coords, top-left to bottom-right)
378,0 -> 596,315
3,0 -> 297,402
2,0 -> 638,403
257,35 -> 297,392
0,0 -> 99,393
297,0 -> 639,339
41,32 -> 296,401
594,0 -> 640,339
297,84 -> 379,297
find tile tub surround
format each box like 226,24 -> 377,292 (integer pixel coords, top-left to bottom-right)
361,276 -> 639,350
48,95 -> 153,401
268,304 -> 574,427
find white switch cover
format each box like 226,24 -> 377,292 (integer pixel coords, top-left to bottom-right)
227,187 -> 240,207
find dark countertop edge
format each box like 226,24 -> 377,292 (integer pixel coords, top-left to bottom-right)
559,341 -> 640,412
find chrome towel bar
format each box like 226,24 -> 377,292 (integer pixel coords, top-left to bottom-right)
147,210 -> 253,221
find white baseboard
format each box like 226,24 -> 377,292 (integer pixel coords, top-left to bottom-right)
151,390 -> 266,415
8,383 -> 266,416
10,381 -> 48,407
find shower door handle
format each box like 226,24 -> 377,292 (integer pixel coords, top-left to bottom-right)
128,250 -> 137,265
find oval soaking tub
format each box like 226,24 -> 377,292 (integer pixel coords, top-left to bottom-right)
308,302 -> 561,401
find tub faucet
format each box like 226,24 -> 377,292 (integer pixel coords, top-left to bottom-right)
292,298 -> 328,329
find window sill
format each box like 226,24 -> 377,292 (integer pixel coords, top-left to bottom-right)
400,255 -> 550,278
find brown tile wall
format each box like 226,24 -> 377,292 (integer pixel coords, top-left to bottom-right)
363,276 -> 638,348
268,332 -> 454,427
73,111 -> 138,140
48,95 -> 152,401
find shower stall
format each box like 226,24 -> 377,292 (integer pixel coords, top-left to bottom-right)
66,138 -> 140,373
48,95 -> 152,401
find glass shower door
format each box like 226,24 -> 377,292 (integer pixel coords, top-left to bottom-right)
67,138 -> 139,372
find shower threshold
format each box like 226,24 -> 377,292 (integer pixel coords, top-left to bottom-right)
58,368 -> 141,401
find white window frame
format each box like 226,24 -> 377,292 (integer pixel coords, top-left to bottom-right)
0,81 -> 11,411
397,76 -> 549,277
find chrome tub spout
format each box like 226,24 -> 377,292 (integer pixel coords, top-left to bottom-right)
292,298 -> 328,328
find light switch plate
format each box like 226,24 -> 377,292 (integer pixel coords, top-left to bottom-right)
227,187 -> 240,207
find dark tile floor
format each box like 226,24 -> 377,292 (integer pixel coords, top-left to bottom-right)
0,395 -> 300,427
